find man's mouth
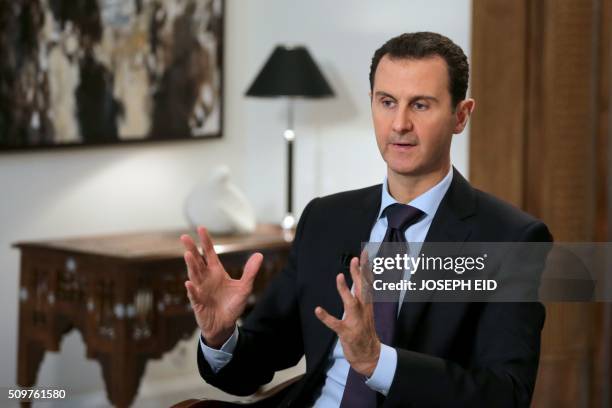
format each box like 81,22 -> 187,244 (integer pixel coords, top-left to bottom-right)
390,142 -> 417,150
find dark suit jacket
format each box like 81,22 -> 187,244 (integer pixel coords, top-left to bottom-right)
196,169 -> 552,407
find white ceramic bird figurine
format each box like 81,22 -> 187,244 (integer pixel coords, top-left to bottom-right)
185,165 -> 257,234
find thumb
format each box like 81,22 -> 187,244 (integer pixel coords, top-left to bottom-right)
241,252 -> 263,290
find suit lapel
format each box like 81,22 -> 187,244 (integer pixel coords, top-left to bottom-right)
396,168 -> 476,344
334,185 -> 381,311
310,185 -> 382,368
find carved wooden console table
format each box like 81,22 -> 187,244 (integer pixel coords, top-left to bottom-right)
14,225 -> 292,407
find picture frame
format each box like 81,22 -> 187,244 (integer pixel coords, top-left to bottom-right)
0,0 -> 224,152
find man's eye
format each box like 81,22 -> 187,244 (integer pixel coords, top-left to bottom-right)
413,102 -> 428,111
381,99 -> 395,108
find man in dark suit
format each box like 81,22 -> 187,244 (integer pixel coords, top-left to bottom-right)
181,32 -> 552,407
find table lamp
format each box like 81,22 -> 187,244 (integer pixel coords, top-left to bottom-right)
246,45 -> 334,230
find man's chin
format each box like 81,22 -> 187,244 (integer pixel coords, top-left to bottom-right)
387,165 -> 420,177
387,165 -> 446,180
386,159 -> 450,179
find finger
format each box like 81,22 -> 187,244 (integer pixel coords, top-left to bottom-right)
184,280 -> 200,305
359,250 -> 374,302
359,248 -> 370,269
197,226 -> 221,266
184,251 -> 203,285
180,234 -> 206,267
241,252 -> 263,290
336,273 -> 357,311
348,257 -> 362,300
315,306 -> 342,334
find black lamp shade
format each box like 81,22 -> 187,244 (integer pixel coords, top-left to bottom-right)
245,45 -> 334,98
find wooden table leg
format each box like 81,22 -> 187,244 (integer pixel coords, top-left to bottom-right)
16,266 -> 47,388
97,353 -> 148,408
17,304 -> 46,408
16,338 -> 46,387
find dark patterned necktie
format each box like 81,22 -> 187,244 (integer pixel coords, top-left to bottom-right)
340,203 -> 424,407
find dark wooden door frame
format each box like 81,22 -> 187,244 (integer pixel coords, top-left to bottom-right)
470,0 -> 611,406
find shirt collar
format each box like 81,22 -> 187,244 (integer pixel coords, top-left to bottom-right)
378,166 -> 454,220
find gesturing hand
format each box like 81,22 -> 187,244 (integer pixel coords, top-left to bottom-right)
181,227 -> 263,349
315,253 -> 381,377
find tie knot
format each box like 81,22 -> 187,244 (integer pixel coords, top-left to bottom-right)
384,203 -> 424,232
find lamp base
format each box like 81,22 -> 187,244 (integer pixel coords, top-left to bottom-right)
281,213 -> 296,230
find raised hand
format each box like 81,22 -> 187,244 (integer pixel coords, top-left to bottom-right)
181,226 -> 263,349
314,252 -> 381,377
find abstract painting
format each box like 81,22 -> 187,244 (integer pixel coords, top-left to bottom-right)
0,0 -> 223,151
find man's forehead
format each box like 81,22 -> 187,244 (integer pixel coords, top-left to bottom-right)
373,54 -> 449,96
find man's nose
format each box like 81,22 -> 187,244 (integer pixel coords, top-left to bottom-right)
391,108 -> 413,134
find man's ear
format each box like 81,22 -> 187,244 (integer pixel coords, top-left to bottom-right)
453,98 -> 476,134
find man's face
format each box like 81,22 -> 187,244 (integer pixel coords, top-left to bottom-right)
371,55 -> 460,178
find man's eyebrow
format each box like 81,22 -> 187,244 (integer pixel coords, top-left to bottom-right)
374,91 -> 397,99
409,95 -> 438,103
373,91 -> 439,103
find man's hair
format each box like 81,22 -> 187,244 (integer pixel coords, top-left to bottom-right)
369,32 -> 469,108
